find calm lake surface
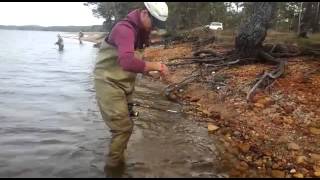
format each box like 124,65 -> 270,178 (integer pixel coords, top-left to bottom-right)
0,30 -> 108,177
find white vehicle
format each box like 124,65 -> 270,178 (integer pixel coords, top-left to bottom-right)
205,22 -> 223,30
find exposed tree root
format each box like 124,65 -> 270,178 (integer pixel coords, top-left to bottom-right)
246,50 -> 285,102
162,42 -> 320,103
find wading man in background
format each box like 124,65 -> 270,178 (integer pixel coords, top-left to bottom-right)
79,31 -> 84,44
93,2 -> 169,177
55,34 -> 64,51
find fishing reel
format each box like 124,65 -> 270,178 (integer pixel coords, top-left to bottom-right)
128,103 -> 139,117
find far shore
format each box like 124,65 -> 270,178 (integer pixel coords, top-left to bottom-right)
65,32 -> 106,44
64,30 -> 166,45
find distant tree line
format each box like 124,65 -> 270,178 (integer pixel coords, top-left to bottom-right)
0,25 -> 103,32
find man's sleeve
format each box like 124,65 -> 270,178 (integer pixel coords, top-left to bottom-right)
112,25 -> 146,73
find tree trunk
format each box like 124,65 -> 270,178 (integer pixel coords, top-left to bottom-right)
312,2 -> 320,33
235,2 -> 278,57
299,2 -> 313,38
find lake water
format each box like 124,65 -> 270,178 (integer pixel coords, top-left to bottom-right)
0,30 -> 108,177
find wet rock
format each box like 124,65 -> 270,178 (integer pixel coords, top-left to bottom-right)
254,97 -> 274,108
283,116 -> 294,124
135,121 -> 149,129
238,143 -> 251,153
290,169 -> 296,173
208,111 -> 221,119
263,150 -> 272,156
272,163 -> 280,169
229,169 -> 242,177
293,173 -> 304,178
310,153 -> 320,161
254,159 -> 263,167
244,135 -> 249,140
313,165 -> 320,172
283,105 -> 295,114
235,161 -> 249,171
272,118 -> 283,125
233,131 -> 241,136
285,174 -> 293,178
190,96 -> 200,102
310,127 -> 320,135
271,170 -> 285,178
263,97 -> 275,107
207,123 -> 219,133
314,171 -> 320,177
228,147 -> 239,155
269,112 -> 280,121
245,156 -> 253,162
296,156 -> 307,164
288,142 -> 300,151
285,163 -> 295,170
208,145 -> 216,152
254,103 -> 265,109
262,107 -> 277,115
148,71 -> 161,79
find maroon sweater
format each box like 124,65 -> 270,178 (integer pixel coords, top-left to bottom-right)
106,9 -> 150,73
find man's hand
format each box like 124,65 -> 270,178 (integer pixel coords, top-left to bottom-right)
159,63 -> 169,76
147,71 -> 160,78
144,62 -> 170,77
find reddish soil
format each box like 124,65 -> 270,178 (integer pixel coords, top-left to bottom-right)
144,41 -> 320,178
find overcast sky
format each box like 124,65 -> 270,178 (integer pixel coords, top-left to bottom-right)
0,2 -> 104,26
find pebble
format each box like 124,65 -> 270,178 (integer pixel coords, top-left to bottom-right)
314,171 -> 320,177
238,143 -> 251,153
288,142 -> 300,150
310,127 -> 320,135
293,173 -> 304,178
296,156 -> 307,164
310,153 -> 320,161
208,123 -> 219,133
290,169 -> 296,173
271,170 -> 285,178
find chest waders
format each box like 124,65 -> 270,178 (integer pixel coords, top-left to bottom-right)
94,39 -> 142,171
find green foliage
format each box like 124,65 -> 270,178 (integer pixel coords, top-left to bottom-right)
85,2 -> 143,31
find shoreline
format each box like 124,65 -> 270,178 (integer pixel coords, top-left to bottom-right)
64,32 -> 106,44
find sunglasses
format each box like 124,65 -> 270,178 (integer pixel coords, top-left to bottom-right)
148,11 -> 166,29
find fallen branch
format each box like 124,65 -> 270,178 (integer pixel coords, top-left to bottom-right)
303,48 -> 320,56
270,52 -> 301,58
204,59 -> 241,67
164,73 -> 200,98
132,102 -> 180,113
193,50 -> 220,58
166,57 -> 226,66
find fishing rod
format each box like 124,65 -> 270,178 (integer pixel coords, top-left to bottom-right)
132,102 -> 179,113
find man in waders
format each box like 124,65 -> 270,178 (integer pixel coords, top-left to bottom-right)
79,31 -> 84,44
93,2 -> 169,177
55,34 -> 64,51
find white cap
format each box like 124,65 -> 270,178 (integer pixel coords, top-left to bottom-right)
144,2 -> 168,22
